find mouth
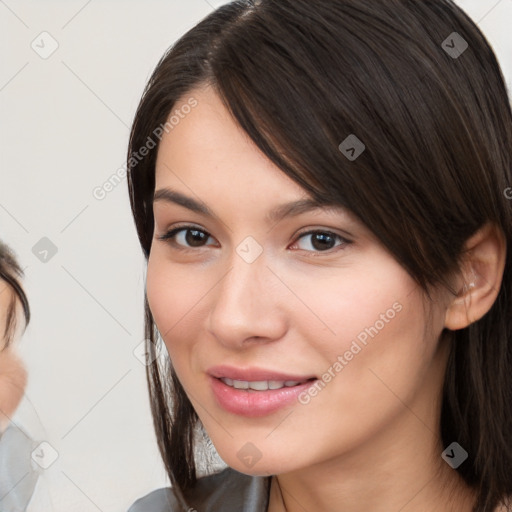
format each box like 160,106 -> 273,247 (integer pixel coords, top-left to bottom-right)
218,377 -> 316,392
207,364 -> 316,383
207,365 -> 318,417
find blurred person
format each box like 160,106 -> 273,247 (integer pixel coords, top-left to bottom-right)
0,240 -> 38,511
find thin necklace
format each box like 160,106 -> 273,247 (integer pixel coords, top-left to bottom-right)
272,476 -> 288,512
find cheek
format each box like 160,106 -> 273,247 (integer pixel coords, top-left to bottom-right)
147,254 -> 186,339
295,263 -> 435,409
312,287 -> 438,433
0,354 -> 27,420
289,259 -> 415,361
146,252 -> 210,371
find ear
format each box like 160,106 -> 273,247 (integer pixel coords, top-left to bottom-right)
444,223 -> 507,331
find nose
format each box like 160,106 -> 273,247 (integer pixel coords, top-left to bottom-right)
206,250 -> 288,350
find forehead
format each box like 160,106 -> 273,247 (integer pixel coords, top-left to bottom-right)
151,87 -> 374,238
156,86 -> 271,172
154,86 -> 312,208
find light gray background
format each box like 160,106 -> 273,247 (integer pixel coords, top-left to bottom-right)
1,1 -> 511,511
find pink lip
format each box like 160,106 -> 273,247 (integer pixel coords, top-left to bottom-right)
207,365 -> 318,417
207,365 -> 316,382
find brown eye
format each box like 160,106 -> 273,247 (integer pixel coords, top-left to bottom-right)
181,228 -> 210,247
157,225 -> 214,249
292,230 -> 350,253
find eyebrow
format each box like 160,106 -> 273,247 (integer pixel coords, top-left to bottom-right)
153,187 -> 343,224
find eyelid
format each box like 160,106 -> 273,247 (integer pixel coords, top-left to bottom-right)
294,226 -> 352,241
157,223 -> 208,236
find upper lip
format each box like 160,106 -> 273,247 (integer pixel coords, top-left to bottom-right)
207,365 -> 317,382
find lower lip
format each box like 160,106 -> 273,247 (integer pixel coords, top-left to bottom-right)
209,376 -> 317,417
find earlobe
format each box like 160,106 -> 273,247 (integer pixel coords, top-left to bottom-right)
444,223 -> 506,331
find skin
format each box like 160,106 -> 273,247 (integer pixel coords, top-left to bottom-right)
0,282 -> 27,433
146,85 -> 506,512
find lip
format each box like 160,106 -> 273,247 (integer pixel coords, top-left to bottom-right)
207,365 -> 316,382
207,365 -> 318,417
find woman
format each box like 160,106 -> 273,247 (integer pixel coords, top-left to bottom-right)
0,240 -> 30,432
0,240 -> 39,511
126,1 -> 512,511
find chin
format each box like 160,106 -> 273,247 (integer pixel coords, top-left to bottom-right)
217,449 -> 301,477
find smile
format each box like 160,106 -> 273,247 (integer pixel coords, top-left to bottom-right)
219,378 -> 308,391
210,375 -> 318,417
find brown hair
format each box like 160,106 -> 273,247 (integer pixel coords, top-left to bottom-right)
127,1 -> 512,510
0,240 -> 30,348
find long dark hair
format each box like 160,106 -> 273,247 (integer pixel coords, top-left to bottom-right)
127,1 -> 512,510
0,240 -> 30,348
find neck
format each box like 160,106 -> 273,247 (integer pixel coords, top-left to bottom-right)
268,431 -> 476,512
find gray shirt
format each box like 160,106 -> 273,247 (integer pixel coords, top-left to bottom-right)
127,467 -> 270,512
0,423 -> 39,511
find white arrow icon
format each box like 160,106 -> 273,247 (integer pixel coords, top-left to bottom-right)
31,31 -> 59,59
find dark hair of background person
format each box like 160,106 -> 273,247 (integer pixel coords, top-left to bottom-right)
0,240 -> 30,348
126,1 -> 512,510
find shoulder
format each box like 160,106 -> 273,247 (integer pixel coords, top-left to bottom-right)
127,487 -> 177,512
0,422 -> 36,464
127,467 -> 270,512
0,424 -> 39,507
184,466 -> 269,510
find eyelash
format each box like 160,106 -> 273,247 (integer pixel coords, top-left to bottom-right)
156,224 -> 352,256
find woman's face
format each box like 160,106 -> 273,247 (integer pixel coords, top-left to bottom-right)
0,283 -> 27,433
146,85 -> 452,476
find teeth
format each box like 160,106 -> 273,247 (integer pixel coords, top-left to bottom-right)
220,378 -> 304,391
248,381 -> 269,391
